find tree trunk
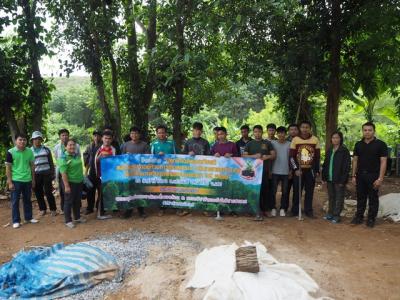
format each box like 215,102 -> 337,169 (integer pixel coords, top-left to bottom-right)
108,52 -> 121,139
21,0 -> 45,131
172,0 -> 188,150
4,106 -> 20,143
325,0 -> 341,151
91,34 -> 114,129
102,2 -> 122,140
124,0 -> 157,139
141,0 -> 157,140
124,0 -> 142,126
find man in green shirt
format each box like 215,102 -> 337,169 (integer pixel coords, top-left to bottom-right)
243,125 -> 276,220
5,133 -> 39,229
58,139 -> 85,228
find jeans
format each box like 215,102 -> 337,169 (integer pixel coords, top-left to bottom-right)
292,169 -> 316,215
327,182 -> 345,218
64,182 -> 83,223
11,181 -> 33,224
272,174 -> 289,210
34,173 -> 57,212
356,173 -> 380,221
287,174 -> 296,209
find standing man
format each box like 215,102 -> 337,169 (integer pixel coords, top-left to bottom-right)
271,127 -> 291,217
151,125 -> 178,216
183,122 -> 210,156
95,130 -> 116,220
351,122 -> 388,228
121,126 -> 151,218
287,124 -> 299,142
83,130 -> 102,215
5,133 -> 39,228
266,123 -> 277,141
211,127 -> 238,157
151,125 -> 178,155
290,121 -> 321,218
31,131 -> 57,217
243,125 -> 276,219
210,126 -> 220,149
236,125 -> 253,157
54,129 -> 80,214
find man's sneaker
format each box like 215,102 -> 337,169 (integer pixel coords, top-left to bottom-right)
75,218 -> 87,223
97,215 -> 112,220
65,222 -> 75,229
331,217 -> 340,224
29,219 -> 39,224
279,209 -> 286,217
350,217 -> 363,225
39,210 -> 46,217
59,211 -> 64,215
271,209 -> 277,217
50,210 -> 58,217
253,214 -> 264,221
12,223 -> 20,229
366,219 -> 375,228
323,214 -> 333,221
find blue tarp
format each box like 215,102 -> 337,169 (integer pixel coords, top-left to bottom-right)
0,243 -> 120,299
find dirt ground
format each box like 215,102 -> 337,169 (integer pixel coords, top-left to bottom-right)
1,178 -> 400,300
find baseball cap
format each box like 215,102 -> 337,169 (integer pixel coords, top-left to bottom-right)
31,131 -> 43,140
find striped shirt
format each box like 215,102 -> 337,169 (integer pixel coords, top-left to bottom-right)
31,146 -> 54,175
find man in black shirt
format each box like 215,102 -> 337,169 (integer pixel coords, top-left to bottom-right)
351,122 -> 388,228
83,130 -> 102,215
236,124 -> 252,156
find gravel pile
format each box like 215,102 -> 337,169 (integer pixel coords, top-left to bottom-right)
62,229 -> 199,300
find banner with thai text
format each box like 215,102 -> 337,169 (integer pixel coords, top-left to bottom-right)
101,154 -> 263,214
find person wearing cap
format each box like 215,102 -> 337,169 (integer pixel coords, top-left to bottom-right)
53,129 -> 80,213
31,131 -> 57,217
83,130 -> 103,215
5,133 -> 39,228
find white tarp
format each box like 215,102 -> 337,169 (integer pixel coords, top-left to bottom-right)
378,193 -> 400,222
187,242 -> 331,300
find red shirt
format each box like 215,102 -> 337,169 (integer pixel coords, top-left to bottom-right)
95,145 -> 116,178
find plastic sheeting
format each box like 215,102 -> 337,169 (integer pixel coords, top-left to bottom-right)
187,242 -> 330,300
0,243 -> 120,299
378,193 -> 400,222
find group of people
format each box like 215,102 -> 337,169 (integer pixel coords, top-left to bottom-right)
5,120 -> 388,229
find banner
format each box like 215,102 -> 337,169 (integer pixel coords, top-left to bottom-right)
101,154 -> 263,214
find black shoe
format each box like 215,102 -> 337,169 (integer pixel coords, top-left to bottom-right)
84,209 -> 94,215
366,219 -> 375,228
350,217 -> 363,225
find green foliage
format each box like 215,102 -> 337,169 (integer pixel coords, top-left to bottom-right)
46,113 -> 91,149
49,77 -> 95,127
